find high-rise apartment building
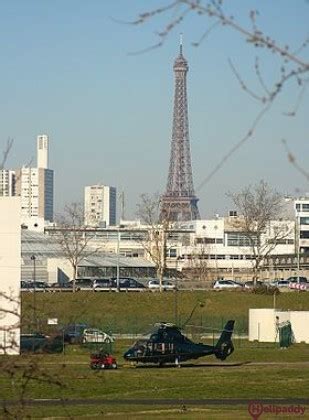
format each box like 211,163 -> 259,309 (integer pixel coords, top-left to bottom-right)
15,135 -> 54,228
84,185 -> 116,227
0,170 -> 15,196
37,134 -> 49,169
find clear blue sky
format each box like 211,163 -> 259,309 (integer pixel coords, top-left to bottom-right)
1,0 -> 308,219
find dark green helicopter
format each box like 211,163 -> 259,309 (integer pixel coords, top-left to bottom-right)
123,320 -> 235,366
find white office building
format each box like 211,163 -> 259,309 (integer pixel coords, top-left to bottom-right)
295,197 -> 309,254
84,185 -> 116,227
0,170 -> 15,196
15,135 -> 54,230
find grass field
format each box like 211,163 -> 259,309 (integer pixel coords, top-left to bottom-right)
1,340 -> 309,418
21,289 -> 309,334
1,291 -> 307,418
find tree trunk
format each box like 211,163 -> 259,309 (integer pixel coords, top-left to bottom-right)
159,227 -> 167,292
72,264 -> 77,293
158,267 -> 163,293
253,260 -> 260,286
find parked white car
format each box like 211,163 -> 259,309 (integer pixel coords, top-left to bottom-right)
82,328 -> 114,344
244,280 -> 265,289
213,280 -> 243,290
148,279 -> 176,291
270,279 -> 290,288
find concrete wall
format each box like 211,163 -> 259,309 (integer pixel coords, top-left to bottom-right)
249,309 -> 277,342
47,258 -> 73,284
0,197 -> 21,354
289,312 -> 309,344
249,308 -> 309,344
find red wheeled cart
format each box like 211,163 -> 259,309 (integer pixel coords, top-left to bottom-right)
90,352 -> 118,369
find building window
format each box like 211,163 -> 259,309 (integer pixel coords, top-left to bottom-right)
267,238 -> 294,245
227,232 -> 258,247
167,248 -> 177,258
195,237 -> 223,245
300,217 -> 309,225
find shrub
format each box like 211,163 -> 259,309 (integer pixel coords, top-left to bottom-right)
251,285 -> 279,295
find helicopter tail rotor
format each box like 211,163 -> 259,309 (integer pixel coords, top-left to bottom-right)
214,320 -> 235,360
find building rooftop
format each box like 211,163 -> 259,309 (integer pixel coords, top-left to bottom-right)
21,230 -> 154,268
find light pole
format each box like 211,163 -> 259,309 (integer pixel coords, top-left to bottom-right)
30,255 -> 37,332
181,301 -> 205,329
296,215 -> 300,284
116,228 -> 120,291
214,225 -> 218,280
174,256 -> 181,325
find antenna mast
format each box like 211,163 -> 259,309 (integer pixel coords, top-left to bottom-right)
180,32 -> 183,55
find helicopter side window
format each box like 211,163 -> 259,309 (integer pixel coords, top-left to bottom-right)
132,340 -> 148,356
149,334 -> 159,342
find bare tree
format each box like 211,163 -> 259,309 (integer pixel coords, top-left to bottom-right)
228,180 -> 293,284
183,243 -> 211,283
0,291 -> 64,418
136,193 -> 172,292
54,202 -> 101,292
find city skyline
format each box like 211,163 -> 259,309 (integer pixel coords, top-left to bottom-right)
1,1 -> 308,219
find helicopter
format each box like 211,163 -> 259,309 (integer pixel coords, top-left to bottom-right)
123,320 -> 235,366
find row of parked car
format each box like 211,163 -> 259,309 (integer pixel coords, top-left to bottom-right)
213,276 -> 309,290
21,278 -> 177,292
21,324 -> 114,352
63,324 -> 114,344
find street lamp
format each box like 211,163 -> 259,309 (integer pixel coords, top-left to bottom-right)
226,255 -> 234,281
296,215 -> 300,284
30,255 -> 37,332
181,301 -> 205,329
214,225 -> 218,280
116,228 -> 120,291
174,256 -> 182,326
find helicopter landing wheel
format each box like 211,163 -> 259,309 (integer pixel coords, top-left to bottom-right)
175,356 -> 181,368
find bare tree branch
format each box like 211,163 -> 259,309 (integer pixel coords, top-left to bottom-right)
282,139 -> 309,182
197,104 -> 271,191
0,138 -> 14,170
126,0 -> 309,187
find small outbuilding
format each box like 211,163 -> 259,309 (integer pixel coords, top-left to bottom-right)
249,308 -> 309,344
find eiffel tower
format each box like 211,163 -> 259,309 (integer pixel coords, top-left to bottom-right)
160,38 -> 200,222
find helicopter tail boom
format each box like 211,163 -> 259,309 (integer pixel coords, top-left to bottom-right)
214,320 -> 235,360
